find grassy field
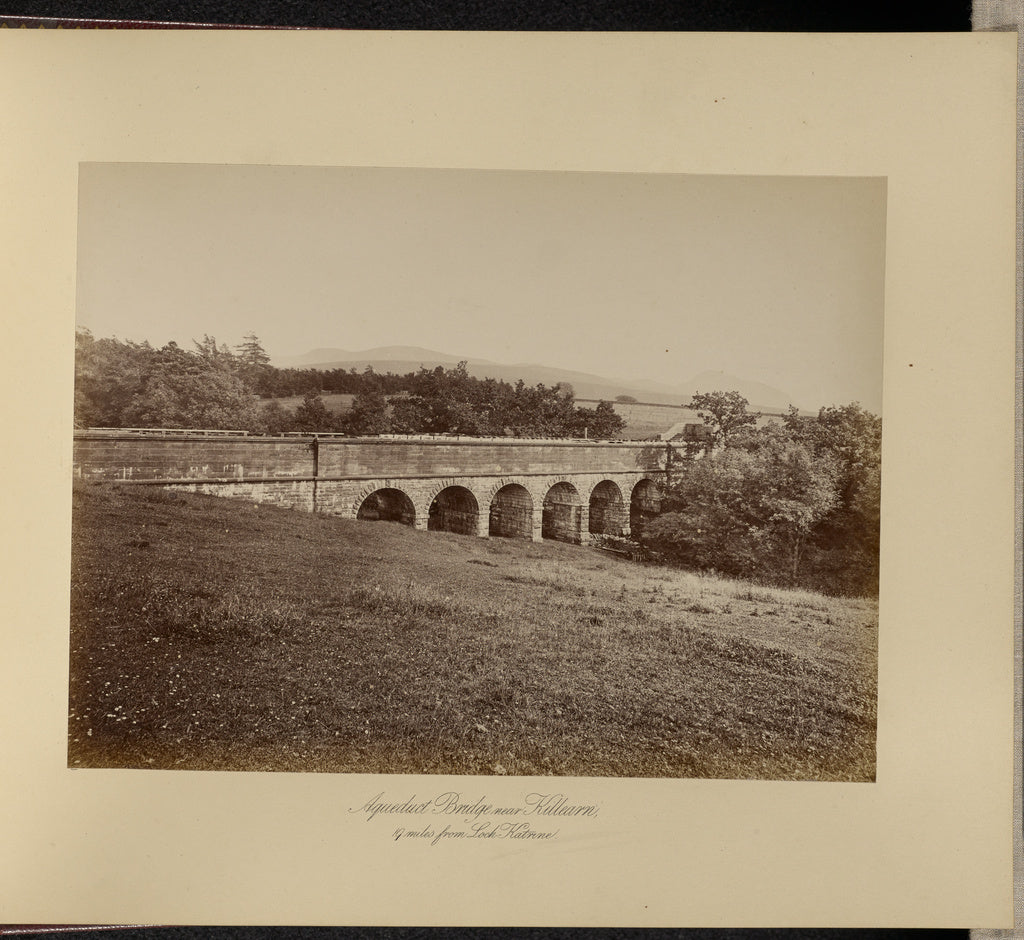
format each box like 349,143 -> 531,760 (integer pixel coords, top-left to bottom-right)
68,484 -> 877,780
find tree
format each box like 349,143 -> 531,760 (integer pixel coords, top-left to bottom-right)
344,387 -> 390,435
389,395 -> 431,434
234,333 -> 275,397
121,342 -> 261,430
615,394 -> 638,403
783,402 -> 882,595
643,399 -> 882,595
74,329 -> 152,427
192,334 -> 236,366
292,391 -> 334,432
643,436 -> 838,585
429,398 -> 482,435
574,400 -> 626,439
236,332 -> 270,367
592,400 -> 626,439
688,390 -> 759,451
258,399 -> 294,435
75,333 -> 264,431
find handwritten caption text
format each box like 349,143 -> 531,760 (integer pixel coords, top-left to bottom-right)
349,790 -> 599,845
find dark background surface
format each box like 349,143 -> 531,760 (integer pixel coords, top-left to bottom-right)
0,0 -> 972,30
2,0 -> 977,937
0,928 -> 981,939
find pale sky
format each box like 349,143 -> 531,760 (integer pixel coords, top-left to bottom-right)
76,164 -> 885,413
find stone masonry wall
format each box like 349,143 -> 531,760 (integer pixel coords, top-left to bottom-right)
74,434 -> 666,482
315,438 -> 663,478
72,433 -> 668,544
73,435 -> 314,482
169,479 -> 316,512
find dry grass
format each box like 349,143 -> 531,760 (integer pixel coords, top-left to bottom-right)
68,484 -> 877,780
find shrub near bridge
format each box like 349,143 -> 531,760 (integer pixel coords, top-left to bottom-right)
69,483 -> 877,780
646,398 -> 881,597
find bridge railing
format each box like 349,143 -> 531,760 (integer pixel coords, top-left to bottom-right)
78,428 -> 646,445
83,427 -> 250,437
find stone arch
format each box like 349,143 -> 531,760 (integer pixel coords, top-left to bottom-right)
489,483 -> 534,540
588,479 -> 626,537
629,477 -> 662,539
356,487 -> 416,526
427,485 -> 480,536
542,481 -> 582,544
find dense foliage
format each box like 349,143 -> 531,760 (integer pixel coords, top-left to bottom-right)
74,332 -> 261,430
643,394 -> 881,597
73,330 -> 626,439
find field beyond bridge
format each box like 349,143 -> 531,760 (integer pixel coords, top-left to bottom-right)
69,484 -> 878,781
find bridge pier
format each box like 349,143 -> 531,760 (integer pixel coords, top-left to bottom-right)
579,504 -> 592,544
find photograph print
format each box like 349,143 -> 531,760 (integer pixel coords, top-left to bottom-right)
69,164 -> 884,781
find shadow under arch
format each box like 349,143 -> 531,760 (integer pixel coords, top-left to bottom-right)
588,479 -> 626,537
489,483 -> 534,540
428,485 -> 480,536
356,487 -> 416,526
629,478 -> 661,539
542,481 -> 582,544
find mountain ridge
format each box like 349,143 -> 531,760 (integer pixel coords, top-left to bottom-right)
272,344 -> 800,412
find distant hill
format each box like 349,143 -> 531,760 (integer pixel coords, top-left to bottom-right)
684,371 -> 796,412
281,345 -> 470,368
273,345 -> 801,413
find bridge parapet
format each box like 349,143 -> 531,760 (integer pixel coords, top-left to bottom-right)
73,432 -> 667,482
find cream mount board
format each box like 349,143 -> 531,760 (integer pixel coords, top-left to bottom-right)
0,31 -> 1017,927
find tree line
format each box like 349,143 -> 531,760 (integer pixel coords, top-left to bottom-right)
643,391 -> 881,597
73,330 -> 626,439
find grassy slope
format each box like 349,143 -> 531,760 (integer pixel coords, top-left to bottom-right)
69,485 -> 877,780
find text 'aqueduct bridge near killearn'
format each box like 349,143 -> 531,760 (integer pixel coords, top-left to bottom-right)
73,432 -> 672,544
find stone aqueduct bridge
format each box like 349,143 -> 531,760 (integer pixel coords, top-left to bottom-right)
73,432 -> 671,545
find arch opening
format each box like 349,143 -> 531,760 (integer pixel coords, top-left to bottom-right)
489,484 -> 534,540
629,479 -> 661,539
428,485 -> 479,536
542,482 -> 582,544
589,480 -> 626,537
357,488 -> 416,526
